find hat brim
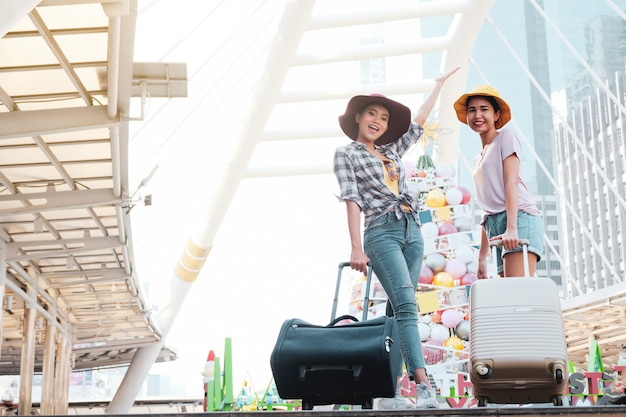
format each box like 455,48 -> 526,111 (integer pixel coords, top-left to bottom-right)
338,94 -> 411,145
454,92 -> 511,129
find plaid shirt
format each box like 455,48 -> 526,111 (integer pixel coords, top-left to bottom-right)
333,122 -> 424,229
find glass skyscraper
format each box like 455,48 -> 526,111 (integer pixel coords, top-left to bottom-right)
440,0 -> 626,294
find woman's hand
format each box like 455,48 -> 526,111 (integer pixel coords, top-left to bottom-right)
476,258 -> 489,279
350,250 -> 370,276
415,66 -> 462,125
434,66 -> 461,84
491,229 -> 519,251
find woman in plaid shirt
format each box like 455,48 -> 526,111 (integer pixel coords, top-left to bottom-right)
333,67 -> 458,409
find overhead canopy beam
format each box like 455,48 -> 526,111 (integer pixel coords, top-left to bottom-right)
131,62 -> 188,98
5,236 -> 125,262
306,0 -> 468,30
293,37 -> 451,66
276,80 -> 438,103
0,189 -> 122,216
41,267 -> 128,280
0,106 -> 119,140
29,9 -> 93,105
39,0 -> 127,6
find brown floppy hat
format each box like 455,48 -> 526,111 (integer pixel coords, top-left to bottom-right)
338,94 -> 411,146
453,84 -> 512,129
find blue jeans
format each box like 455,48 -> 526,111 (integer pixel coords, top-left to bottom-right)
484,211 -> 545,274
364,211 -> 425,378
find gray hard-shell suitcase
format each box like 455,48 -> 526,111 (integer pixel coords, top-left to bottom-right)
469,239 -> 568,407
270,262 -> 401,410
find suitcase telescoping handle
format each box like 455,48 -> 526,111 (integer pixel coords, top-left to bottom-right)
331,262 -> 373,322
489,238 -> 531,277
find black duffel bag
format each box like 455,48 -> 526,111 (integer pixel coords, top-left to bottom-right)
269,314 -> 402,410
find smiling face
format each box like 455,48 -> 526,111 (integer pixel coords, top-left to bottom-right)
466,96 -> 501,134
355,103 -> 389,143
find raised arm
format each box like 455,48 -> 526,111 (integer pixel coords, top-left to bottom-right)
413,66 -> 461,126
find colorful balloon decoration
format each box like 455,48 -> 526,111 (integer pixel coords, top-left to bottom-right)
433,271 -> 454,287
458,185 -> 471,204
430,324 -> 450,343
425,189 -> 446,208
409,161 -> 477,373
460,272 -> 478,286
444,258 -> 467,279
421,222 -> 439,239
438,222 -> 458,236
419,264 -> 434,285
441,309 -> 462,329
455,320 -> 470,341
418,322 -> 431,341
444,336 -> 465,351
425,253 -> 446,273
445,187 -> 463,205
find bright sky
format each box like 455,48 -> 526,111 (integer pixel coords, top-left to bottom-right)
127,0 -> 432,399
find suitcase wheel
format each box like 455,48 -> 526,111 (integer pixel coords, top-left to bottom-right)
362,398 -> 373,409
302,399 -> 313,410
555,368 -> 564,384
552,395 -> 563,406
474,363 -> 493,379
477,396 -> 488,407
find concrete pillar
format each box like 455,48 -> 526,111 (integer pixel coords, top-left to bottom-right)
18,284 -> 36,416
52,332 -> 71,415
40,314 -> 57,415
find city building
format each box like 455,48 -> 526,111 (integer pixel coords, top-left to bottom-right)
555,67 -> 626,297
455,0 -> 626,298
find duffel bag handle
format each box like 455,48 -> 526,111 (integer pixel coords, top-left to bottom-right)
327,315 -> 358,327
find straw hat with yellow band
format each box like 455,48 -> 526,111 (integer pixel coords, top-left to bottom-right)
453,84 -> 512,129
